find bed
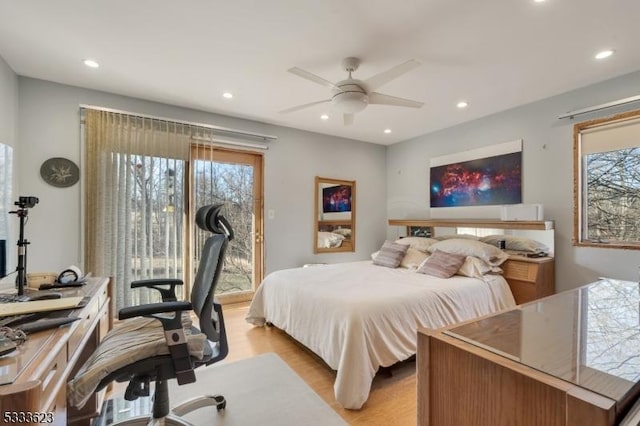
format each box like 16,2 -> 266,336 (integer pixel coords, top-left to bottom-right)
246,250 -> 516,409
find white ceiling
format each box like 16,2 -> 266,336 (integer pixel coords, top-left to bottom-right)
1,1 -> 639,145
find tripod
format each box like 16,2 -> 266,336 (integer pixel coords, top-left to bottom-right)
9,196 -> 38,296
9,207 -> 29,296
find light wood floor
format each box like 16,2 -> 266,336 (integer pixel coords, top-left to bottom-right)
222,303 -> 417,425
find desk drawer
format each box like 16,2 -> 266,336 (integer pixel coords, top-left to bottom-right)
97,285 -> 108,311
39,344 -> 67,412
68,299 -> 99,359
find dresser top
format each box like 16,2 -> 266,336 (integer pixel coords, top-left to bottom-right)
445,278 -> 640,403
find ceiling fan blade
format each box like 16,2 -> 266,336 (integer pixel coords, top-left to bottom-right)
344,113 -> 354,126
364,59 -> 421,91
279,99 -> 331,114
369,92 -> 424,108
288,67 -> 342,91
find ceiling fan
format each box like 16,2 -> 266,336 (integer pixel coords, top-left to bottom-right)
280,57 -> 424,125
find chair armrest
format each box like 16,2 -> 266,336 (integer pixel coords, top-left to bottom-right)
130,278 -> 184,302
118,301 -> 192,321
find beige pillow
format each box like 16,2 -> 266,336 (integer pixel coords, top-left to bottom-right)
394,237 -> 438,253
400,248 -> 429,270
416,250 -> 466,278
428,238 -> 510,266
373,241 -> 409,268
434,234 -> 479,241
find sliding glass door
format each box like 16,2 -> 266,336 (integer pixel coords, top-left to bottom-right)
190,145 -> 263,303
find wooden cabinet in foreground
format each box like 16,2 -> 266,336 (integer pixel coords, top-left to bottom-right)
418,278 -> 640,426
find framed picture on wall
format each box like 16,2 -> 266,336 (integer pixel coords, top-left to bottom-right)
429,140 -> 522,208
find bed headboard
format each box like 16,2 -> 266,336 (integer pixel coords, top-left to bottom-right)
388,219 -> 556,304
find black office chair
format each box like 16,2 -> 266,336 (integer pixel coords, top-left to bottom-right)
68,204 -> 233,425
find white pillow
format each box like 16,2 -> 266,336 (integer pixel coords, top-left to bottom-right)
456,256 -> 502,278
332,228 -> 352,238
394,237 -> 438,253
400,248 -> 430,270
480,235 -> 549,253
317,231 -> 345,248
428,238 -> 509,266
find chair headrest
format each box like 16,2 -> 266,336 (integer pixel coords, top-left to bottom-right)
195,204 -> 234,240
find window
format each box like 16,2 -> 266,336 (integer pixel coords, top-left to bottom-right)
574,109 -> 640,248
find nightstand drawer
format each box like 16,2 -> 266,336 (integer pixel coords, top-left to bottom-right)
502,257 -> 555,304
503,260 -> 536,281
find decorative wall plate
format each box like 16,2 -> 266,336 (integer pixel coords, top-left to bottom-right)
40,157 -> 80,188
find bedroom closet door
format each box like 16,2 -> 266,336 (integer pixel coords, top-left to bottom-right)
190,145 -> 264,304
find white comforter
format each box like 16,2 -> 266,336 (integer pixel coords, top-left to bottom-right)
246,261 -> 515,409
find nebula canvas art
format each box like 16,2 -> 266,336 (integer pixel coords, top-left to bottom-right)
430,151 -> 522,207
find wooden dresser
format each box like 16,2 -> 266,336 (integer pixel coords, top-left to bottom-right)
417,278 -> 640,426
0,278 -> 112,426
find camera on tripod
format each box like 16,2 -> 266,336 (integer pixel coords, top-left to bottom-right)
15,196 -> 39,209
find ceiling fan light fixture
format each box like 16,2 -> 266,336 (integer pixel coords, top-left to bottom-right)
283,57 -> 422,125
331,91 -> 369,113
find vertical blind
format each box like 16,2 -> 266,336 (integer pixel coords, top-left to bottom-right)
84,109 -> 191,309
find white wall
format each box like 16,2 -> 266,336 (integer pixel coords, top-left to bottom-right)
387,70 -> 640,292
17,77 -> 387,275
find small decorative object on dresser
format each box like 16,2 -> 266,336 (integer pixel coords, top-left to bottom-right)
40,157 -> 80,187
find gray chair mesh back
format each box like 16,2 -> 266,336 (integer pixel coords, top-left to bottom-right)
191,204 -> 233,340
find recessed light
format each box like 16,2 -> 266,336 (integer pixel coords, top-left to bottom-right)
533,0 -> 546,3
384,129 -> 392,134
595,50 -> 614,60
83,59 -> 99,68
457,101 -> 468,109
320,114 -> 329,120
222,92 -> 233,99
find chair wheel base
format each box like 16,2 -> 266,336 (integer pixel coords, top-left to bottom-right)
213,394 -> 226,411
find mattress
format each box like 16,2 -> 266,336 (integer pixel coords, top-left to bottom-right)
246,260 -> 515,409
